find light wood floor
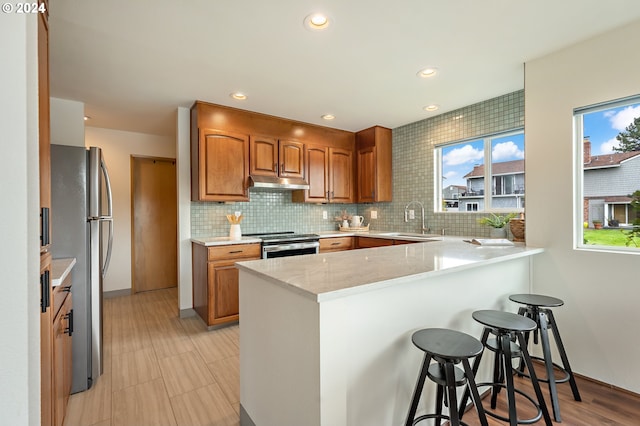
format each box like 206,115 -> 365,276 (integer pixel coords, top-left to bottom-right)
64,287 -> 239,426
64,288 -> 640,426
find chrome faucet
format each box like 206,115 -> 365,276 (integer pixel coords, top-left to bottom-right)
404,201 -> 429,234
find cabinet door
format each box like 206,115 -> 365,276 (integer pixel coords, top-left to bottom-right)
198,129 -> 249,201
297,145 -> 329,202
208,260 -> 240,324
357,146 -> 376,203
279,140 -> 305,179
40,253 -> 53,426
38,7 -> 51,249
329,148 -> 354,203
52,295 -> 72,426
356,237 -> 393,248
250,135 -> 278,177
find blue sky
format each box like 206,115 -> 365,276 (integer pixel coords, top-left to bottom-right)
583,102 -> 640,155
442,133 -> 525,187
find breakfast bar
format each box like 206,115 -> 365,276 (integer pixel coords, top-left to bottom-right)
236,237 -> 543,426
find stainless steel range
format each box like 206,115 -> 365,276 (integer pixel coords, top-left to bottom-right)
246,232 -> 320,259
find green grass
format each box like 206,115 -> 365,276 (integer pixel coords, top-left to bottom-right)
583,228 -> 639,247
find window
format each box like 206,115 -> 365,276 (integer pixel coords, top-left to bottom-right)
436,130 -> 524,212
574,95 -> 640,252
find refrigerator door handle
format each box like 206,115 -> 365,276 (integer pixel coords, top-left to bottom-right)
102,217 -> 113,278
100,158 -> 114,279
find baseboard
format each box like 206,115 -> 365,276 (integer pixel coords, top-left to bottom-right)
179,308 -> 196,319
103,288 -> 132,299
239,404 -> 256,426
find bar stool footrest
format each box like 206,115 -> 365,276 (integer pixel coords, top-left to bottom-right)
476,382 -> 543,425
516,355 -> 571,384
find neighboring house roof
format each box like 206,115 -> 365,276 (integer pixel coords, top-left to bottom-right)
444,185 -> 466,191
464,159 -> 524,179
585,195 -> 632,203
584,151 -> 640,169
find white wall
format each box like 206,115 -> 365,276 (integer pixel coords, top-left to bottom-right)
85,127 -> 176,292
176,107 -> 193,313
526,19 -> 640,393
50,97 -> 85,146
0,13 -> 41,425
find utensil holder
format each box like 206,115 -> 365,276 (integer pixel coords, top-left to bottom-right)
229,224 -> 242,240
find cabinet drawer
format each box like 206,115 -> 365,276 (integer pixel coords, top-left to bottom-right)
208,243 -> 261,261
319,237 -> 354,252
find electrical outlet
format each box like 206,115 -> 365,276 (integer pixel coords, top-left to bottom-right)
322,211 -> 328,219
370,210 -> 377,219
409,209 -> 415,220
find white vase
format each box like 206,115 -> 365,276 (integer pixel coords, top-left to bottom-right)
229,224 -> 242,240
489,227 -> 507,238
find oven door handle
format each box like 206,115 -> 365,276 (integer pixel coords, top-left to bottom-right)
262,241 -> 320,253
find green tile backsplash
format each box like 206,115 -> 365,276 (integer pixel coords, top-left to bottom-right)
191,90 -> 524,238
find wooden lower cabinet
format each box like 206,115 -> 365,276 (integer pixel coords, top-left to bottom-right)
356,237 -> 393,248
356,237 -> 419,248
192,243 -> 261,327
40,253 -> 53,426
52,293 -> 72,426
319,236 -> 354,253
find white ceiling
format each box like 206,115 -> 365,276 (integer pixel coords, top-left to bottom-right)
49,0 -> 640,137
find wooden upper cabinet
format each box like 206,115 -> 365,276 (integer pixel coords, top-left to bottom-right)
293,145 -> 354,203
294,144 -> 329,203
192,128 -> 249,202
38,4 -> 51,250
356,126 -> 392,202
250,136 -> 304,179
329,148 -> 354,203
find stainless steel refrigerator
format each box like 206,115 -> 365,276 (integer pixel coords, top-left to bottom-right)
50,145 -> 113,393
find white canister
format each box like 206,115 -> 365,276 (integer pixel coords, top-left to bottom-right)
229,224 -> 242,240
342,219 -> 349,228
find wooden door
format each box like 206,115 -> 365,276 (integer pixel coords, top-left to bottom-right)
329,148 -> 354,203
250,135 -> 278,177
200,129 -> 249,201
132,157 -> 177,293
279,140 -> 305,178
357,146 -> 376,203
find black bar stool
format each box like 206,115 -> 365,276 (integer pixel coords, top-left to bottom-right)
459,310 -> 553,426
405,328 -> 488,426
510,294 -> 582,422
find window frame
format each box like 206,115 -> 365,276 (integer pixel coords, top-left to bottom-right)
435,128 -> 525,214
573,94 -> 640,254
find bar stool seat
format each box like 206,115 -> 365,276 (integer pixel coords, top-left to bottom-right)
510,294 -> 582,422
459,310 -> 553,426
405,328 -> 488,426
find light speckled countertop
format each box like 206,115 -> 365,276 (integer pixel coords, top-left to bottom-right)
191,230 -> 442,246
51,258 -> 76,287
236,237 -> 543,301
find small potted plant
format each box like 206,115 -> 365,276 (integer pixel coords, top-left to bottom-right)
592,220 -> 603,229
477,213 -> 517,238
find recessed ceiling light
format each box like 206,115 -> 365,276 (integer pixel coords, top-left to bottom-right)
84,116 -> 91,121
423,105 -> 439,112
304,13 -> 330,30
321,114 -> 335,120
230,92 -> 247,100
417,67 -> 438,78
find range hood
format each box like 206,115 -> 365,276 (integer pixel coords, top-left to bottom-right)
249,175 -> 310,190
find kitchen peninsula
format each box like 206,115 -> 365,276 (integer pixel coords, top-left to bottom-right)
236,237 -> 543,426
